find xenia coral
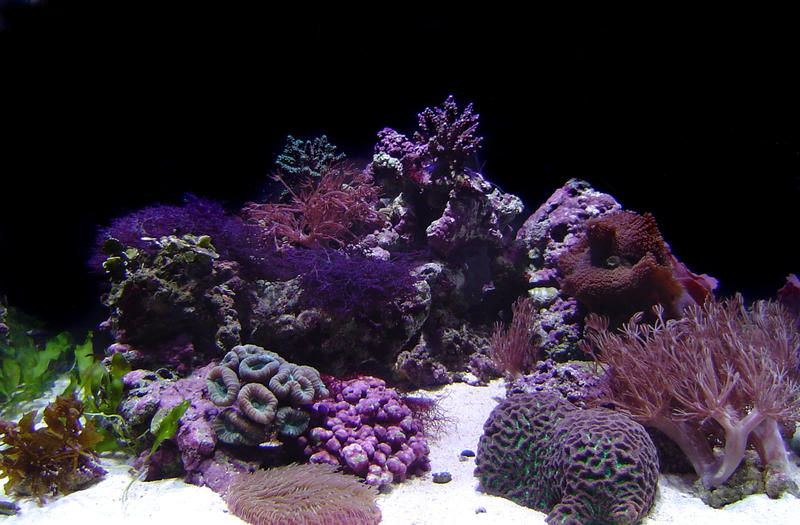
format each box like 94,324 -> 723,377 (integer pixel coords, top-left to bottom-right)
582,296 -> 800,489
224,463 -> 381,525
302,376 -> 431,488
0,394 -> 107,504
475,391 -> 658,525
207,345 -> 328,446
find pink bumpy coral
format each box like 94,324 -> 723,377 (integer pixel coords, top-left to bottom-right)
302,376 -> 430,489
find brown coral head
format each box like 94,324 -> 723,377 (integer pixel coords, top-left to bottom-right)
206,366 -> 241,407
224,463 -> 381,525
237,383 -> 278,425
558,210 -> 683,321
585,211 -> 671,266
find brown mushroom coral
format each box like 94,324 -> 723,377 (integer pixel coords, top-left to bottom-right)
557,210 -> 684,323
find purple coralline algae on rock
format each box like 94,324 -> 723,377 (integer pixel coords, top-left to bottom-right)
514,179 -> 621,360
245,270 -> 431,378
119,364 -> 226,485
505,359 -> 607,407
352,97 -> 527,385
118,345 -> 328,493
302,376 -> 431,489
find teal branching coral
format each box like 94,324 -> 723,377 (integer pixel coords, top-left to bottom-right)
224,463 -> 381,525
275,135 -> 345,182
207,344 -> 328,446
475,391 -> 658,525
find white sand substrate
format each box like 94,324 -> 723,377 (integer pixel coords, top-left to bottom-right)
2,379 -> 800,525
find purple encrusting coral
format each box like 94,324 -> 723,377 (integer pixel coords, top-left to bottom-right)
119,364 -> 222,481
119,363 -> 285,493
302,376 -> 431,489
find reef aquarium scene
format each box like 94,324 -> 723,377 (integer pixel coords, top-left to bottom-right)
2,4 -> 800,525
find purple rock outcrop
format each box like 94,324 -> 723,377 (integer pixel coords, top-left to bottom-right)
515,179 -> 621,360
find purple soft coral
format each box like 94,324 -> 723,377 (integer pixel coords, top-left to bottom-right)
89,194 -> 291,281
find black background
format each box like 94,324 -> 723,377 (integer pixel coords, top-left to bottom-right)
1,2 -> 798,334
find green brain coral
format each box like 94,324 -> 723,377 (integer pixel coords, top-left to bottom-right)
475,391 -> 658,525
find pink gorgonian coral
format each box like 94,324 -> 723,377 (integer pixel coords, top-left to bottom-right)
488,296 -> 541,379
243,164 -> 387,249
582,295 -> 800,488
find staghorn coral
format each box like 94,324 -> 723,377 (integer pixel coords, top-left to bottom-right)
224,463 -> 381,525
206,345 -> 328,447
413,95 -> 483,178
582,296 -> 800,491
0,395 -> 107,504
302,376 -> 431,489
475,391 -> 658,525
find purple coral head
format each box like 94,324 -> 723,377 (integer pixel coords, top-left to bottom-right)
413,95 -> 483,174
342,443 -> 371,474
